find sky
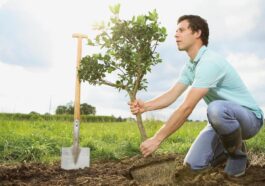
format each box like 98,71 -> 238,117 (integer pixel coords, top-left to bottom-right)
0,0 -> 264,121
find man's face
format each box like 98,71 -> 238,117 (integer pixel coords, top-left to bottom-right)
175,20 -> 197,51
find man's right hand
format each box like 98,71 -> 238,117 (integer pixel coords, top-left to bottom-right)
128,99 -> 145,115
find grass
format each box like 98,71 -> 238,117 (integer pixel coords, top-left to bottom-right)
0,120 -> 264,163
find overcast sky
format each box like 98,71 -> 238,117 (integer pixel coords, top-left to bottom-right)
0,0 -> 264,121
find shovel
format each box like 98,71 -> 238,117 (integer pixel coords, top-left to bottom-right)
61,33 -> 90,170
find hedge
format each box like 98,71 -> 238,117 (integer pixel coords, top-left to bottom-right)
0,113 -> 126,122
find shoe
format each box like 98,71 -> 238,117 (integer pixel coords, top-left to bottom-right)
211,142 -> 249,169
224,149 -> 247,177
219,128 -> 247,177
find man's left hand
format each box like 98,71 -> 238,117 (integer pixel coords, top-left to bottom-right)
140,137 -> 161,157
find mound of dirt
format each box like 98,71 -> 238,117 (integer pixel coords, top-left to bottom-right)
1,153 -> 265,185
130,153 -> 177,185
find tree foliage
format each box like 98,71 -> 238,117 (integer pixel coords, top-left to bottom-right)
79,4 -> 167,97
80,103 -> 96,115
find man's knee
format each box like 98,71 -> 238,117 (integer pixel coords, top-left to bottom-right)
183,158 -> 209,170
207,101 -> 230,129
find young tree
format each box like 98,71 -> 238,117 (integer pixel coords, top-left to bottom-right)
79,4 -> 167,141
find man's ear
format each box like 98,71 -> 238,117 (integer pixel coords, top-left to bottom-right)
194,30 -> 202,38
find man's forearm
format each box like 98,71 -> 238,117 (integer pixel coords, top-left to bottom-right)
144,98 -> 167,112
153,104 -> 193,143
144,83 -> 187,112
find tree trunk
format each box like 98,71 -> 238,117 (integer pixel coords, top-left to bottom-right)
136,113 -> 147,142
129,93 -> 147,142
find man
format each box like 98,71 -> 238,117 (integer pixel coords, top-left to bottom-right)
129,15 -> 263,177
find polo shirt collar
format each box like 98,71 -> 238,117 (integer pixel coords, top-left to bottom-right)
190,45 -> 207,63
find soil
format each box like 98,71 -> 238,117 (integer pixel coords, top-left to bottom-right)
1,152 -> 265,186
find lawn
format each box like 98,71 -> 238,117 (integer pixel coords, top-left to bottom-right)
0,120 -> 264,163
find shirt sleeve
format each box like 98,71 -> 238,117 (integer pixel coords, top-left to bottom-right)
192,60 -> 225,88
177,65 -> 192,86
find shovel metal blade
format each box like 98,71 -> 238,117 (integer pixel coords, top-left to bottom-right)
61,147 -> 90,170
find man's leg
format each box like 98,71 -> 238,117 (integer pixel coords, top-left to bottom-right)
207,100 -> 263,177
184,124 -> 226,170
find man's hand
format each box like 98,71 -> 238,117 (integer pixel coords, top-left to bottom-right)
128,99 -> 145,115
140,137 -> 161,157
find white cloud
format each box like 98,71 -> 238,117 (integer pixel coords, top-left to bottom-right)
0,0 -> 7,6
0,1 -> 52,67
195,0 -> 262,41
227,53 -> 265,106
0,60 -> 74,113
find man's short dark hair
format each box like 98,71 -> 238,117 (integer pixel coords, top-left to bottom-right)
178,15 -> 209,46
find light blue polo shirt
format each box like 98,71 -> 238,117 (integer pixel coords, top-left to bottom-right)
178,46 -> 263,119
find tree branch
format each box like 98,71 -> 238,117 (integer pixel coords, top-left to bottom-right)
98,79 -> 129,92
132,73 -> 144,98
111,62 -> 126,76
152,41 -> 158,54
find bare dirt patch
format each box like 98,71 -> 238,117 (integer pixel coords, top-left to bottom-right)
1,153 -> 265,185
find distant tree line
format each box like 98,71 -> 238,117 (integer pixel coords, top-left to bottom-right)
55,103 -> 96,115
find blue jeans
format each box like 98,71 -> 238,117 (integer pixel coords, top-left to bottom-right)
184,100 -> 263,170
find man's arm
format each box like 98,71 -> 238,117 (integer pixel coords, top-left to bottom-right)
129,82 -> 188,114
144,82 -> 188,111
140,87 -> 209,157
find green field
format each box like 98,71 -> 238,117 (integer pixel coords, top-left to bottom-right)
0,120 -> 264,164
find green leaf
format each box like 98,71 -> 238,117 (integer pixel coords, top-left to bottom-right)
107,67 -> 115,73
95,35 -> 100,43
158,37 -> 166,42
87,38 -> 95,46
136,15 -> 145,25
109,4 -> 120,14
110,17 -> 119,24
148,9 -> 158,21
161,27 -> 167,35
92,21 -> 105,30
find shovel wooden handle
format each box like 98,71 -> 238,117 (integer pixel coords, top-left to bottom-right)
72,33 -> 88,120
